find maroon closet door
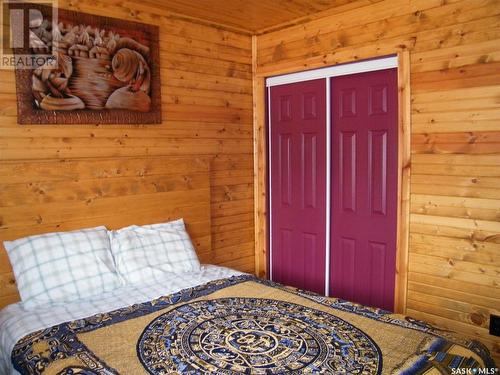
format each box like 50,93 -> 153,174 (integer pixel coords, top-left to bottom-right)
330,68 -> 398,311
270,79 -> 326,295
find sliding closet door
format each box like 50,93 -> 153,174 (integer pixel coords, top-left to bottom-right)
330,69 -> 398,311
270,79 -> 326,295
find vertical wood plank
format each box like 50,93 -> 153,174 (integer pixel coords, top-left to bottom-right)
394,50 -> 411,314
253,35 -> 268,278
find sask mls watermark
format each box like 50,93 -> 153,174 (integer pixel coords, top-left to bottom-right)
451,368 -> 499,375
1,0 -> 58,69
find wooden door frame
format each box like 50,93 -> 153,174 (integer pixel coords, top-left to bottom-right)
253,49 -> 411,314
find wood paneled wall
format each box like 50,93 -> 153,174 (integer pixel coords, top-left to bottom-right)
255,0 -> 500,360
0,1 -> 255,281
0,156 -> 212,308
0,0 -> 498,362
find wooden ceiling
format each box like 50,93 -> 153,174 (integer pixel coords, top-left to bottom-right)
141,0 -> 356,33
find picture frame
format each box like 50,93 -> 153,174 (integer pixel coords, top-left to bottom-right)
13,4 -> 161,124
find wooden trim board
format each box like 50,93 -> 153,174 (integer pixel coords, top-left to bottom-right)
394,51 -> 411,314
252,35 -> 268,278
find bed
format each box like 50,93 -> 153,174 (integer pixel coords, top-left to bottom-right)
0,265 -> 495,374
0,157 -> 496,374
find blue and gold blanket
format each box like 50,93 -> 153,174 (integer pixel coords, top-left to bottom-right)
12,275 -> 496,374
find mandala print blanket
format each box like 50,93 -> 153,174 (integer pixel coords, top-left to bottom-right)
12,275 -> 495,374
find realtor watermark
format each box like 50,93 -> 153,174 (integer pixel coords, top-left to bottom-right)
1,0 -> 58,69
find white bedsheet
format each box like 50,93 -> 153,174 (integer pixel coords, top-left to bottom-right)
0,265 -> 242,375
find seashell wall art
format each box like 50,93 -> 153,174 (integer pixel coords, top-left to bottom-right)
13,4 -> 161,124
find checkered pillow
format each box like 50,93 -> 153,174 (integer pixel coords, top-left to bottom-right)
109,220 -> 201,286
4,226 -> 121,308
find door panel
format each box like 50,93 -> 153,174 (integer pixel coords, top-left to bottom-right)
270,79 -> 326,295
369,130 -> 388,216
330,69 -> 398,311
340,131 -> 356,212
302,133 -> 318,209
279,134 -> 292,206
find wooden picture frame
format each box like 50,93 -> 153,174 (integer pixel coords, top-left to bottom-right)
13,4 -> 161,124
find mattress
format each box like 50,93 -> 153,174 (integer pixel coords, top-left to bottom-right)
1,267 -> 495,374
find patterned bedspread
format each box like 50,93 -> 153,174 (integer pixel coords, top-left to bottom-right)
12,275 -> 495,374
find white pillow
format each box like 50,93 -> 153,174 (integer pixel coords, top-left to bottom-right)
109,220 -> 201,286
142,218 -> 185,231
4,226 -> 120,308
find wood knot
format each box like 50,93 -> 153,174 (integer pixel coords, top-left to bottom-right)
470,312 -> 485,326
478,55 -> 490,64
272,42 -> 286,61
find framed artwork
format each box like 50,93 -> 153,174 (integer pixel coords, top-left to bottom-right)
13,4 -> 161,124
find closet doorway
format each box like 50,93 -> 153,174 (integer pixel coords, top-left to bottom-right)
267,56 -> 405,312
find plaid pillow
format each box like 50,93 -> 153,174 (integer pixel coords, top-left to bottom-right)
109,221 -> 201,286
4,226 -> 120,308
